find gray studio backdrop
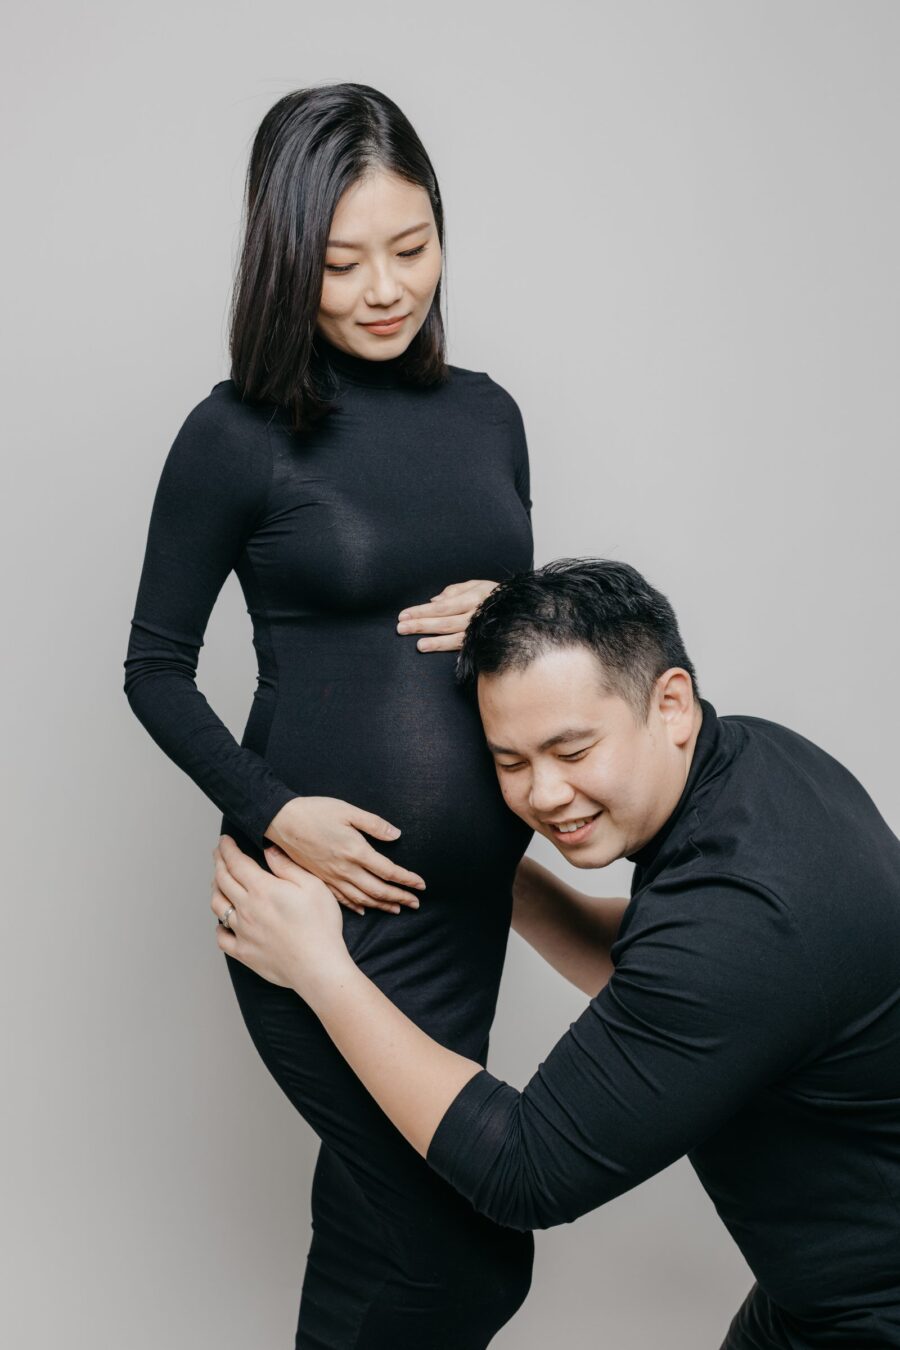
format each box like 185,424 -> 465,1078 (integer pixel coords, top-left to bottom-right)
3,2 -> 898,1346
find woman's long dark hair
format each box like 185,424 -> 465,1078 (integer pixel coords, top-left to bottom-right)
229,84 -> 447,435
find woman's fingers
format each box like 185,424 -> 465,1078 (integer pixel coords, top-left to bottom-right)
267,840 -> 415,914
398,596 -> 471,622
338,878 -> 404,915
398,578 -> 496,624
325,883 -> 366,917
350,813 -> 426,889
351,808 -> 403,843
416,633 -> 464,652
399,611 -> 470,636
432,580 -> 470,597
346,849 -> 424,904
357,844 -> 426,892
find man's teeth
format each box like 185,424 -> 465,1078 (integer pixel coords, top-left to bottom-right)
555,817 -> 593,833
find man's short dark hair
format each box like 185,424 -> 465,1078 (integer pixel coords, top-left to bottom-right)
457,559 -> 699,717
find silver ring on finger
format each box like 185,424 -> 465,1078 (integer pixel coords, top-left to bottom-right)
219,904 -> 236,929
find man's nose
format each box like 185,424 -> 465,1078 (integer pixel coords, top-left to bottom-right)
529,768 -> 575,816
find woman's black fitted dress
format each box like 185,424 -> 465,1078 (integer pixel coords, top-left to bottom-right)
124,339 -> 535,1349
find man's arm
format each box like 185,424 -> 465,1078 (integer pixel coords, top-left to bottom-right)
512,857 -> 630,996
214,840 -> 822,1233
303,956 -> 484,1156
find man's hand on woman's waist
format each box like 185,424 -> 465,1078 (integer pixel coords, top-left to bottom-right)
212,835 -> 480,1156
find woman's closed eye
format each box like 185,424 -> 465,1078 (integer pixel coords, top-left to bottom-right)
325,244 -> 429,275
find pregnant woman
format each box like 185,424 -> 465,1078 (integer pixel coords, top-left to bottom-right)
123,84 -> 534,1348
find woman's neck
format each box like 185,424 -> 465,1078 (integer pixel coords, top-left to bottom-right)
313,332 -> 407,388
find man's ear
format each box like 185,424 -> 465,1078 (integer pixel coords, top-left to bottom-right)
654,668 -> 696,746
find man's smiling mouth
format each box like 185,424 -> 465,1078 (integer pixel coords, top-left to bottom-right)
546,811 -> 603,841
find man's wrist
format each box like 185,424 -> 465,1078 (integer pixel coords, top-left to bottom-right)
293,947 -> 360,1018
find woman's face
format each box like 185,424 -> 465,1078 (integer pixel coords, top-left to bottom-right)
317,169 -> 442,360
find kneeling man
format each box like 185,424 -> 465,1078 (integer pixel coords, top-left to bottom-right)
212,559 -> 900,1349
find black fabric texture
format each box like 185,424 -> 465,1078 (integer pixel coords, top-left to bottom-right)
428,700 -> 900,1348
124,338 -> 536,1348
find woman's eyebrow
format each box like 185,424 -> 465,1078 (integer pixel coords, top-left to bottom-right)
327,222 -> 432,249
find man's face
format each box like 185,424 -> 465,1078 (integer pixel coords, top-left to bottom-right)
478,646 -> 699,868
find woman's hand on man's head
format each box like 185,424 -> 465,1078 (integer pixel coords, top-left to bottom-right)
397,580 -> 498,652
212,836 -> 353,996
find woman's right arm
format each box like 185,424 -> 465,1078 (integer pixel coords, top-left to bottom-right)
512,858 -> 629,996
124,397 -> 300,848
124,395 -> 423,912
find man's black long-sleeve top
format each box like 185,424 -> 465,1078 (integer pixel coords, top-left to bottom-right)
427,702 -> 900,1347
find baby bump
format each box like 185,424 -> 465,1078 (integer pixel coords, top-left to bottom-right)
254,628 -> 531,896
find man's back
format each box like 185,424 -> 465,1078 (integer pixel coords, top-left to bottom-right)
627,706 -> 900,1346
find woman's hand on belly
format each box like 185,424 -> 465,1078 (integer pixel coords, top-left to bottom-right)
397,580 -> 498,652
265,796 -> 426,916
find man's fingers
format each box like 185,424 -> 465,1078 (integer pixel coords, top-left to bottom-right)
210,885 -> 237,924
217,835 -> 265,889
213,854 -> 247,904
265,845 -> 317,886
215,923 -> 238,956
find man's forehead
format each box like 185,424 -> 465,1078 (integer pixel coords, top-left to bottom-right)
477,654 -> 625,754
477,647 -> 609,708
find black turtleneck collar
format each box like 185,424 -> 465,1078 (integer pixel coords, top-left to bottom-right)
627,698 -> 735,880
312,333 -> 407,389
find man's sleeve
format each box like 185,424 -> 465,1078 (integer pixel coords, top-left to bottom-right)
427,874 -> 826,1230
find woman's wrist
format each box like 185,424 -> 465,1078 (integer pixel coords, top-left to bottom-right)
266,795 -> 304,847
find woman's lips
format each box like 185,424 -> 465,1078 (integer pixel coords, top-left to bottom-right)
359,314 -> 409,335
546,811 -> 602,845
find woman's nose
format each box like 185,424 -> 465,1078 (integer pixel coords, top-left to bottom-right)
365,262 -> 403,308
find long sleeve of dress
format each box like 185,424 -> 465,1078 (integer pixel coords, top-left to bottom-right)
123,396 -> 298,850
426,874 -> 826,1232
508,395 -> 532,520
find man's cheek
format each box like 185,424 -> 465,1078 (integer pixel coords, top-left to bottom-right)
501,783 -> 527,818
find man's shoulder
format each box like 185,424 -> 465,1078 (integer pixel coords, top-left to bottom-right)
716,711 -> 877,828
720,710 -> 827,762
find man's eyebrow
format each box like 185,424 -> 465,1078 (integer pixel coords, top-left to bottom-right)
326,222 -> 432,249
487,728 -> 598,757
